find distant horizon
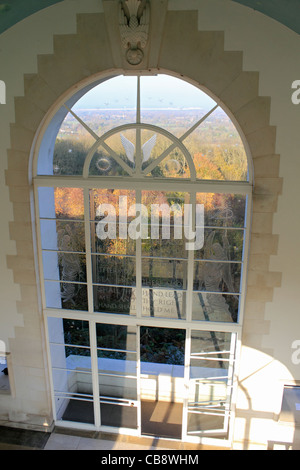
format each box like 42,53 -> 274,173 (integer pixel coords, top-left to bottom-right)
72,74 -> 217,111
72,107 -> 213,111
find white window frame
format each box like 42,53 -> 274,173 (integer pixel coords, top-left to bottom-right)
32,73 -> 253,447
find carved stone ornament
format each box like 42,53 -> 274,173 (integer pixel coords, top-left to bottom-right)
119,0 -> 150,65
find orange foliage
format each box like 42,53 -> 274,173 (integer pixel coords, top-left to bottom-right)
54,188 -> 84,219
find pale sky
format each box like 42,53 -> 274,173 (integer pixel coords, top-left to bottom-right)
73,74 -> 217,111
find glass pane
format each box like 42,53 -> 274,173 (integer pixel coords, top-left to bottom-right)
49,344 -> 91,370
52,369 -> 92,394
62,319 -> 90,347
91,222 -> 136,256
195,228 -> 244,262
140,327 -> 185,365
38,187 -> 84,220
100,402 -> 137,429
53,135 -> 92,176
93,286 -> 135,315
73,75 -> 137,134
192,292 -> 239,323
42,251 -> 86,283
96,324 -> 136,353
45,281 -> 88,311
92,255 -> 136,286
140,130 -> 161,171
89,147 -> 128,177
184,107 -> 248,182
193,261 -> 241,293
146,148 -> 191,179
190,330 -> 232,362
40,220 -> 85,252
197,193 -> 246,229
142,259 -> 187,289
187,409 -> 225,434
141,288 -> 186,320
110,128 -> 136,168
142,235 -> 187,259
140,75 -> 216,137
56,396 -> 94,424
90,189 -> 136,219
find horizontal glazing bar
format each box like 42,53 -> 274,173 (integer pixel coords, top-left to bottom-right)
99,398 -> 138,407
55,392 -> 93,400
52,368 -> 91,375
191,350 -> 232,356
97,347 -> 136,354
45,308 -> 243,332
98,373 -> 137,379
50,343 -> 90,350
45,279 -> 88,286
193,290 -> 241,295
34,177 -> 253,195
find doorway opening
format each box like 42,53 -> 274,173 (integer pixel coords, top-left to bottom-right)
140,326 -> 185,439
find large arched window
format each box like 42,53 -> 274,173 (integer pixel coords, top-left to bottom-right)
34,74 -> 251,444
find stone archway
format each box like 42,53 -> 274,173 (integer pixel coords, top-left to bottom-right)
5,4 -> 282,435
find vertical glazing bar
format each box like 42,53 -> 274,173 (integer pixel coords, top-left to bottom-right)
136,325 -> 142,436
237,192 -> 252,325
136,76 -> 142,177
135,189 -> 142,318
33,182 -> 47,310
182,327 -> 191,440
43,315 -> 57,423
227,331 -> 239,444
84,187 -> 94,314
224,332 -> 236,433
186,190 -> 196,322
89,319 -> 101,428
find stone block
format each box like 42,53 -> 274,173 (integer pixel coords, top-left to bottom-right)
235,96 -> 271,135
253,154 -> 280,178
219,71 -> 259,114
246,126 -> 277,156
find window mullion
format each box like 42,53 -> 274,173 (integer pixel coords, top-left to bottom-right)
84,187 -> 94,314
136,189 -> 142,319
186,190 -> 196,322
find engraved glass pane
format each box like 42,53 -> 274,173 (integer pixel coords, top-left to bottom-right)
141,288 -> 187,320
43,251 -> 87,283
92,255 -> 136,286
192,292 -> 239,323
142,259 -> 187,290
40,220 -> 85,252
45,281 -> 88,311
195,228 -> 244,262
193,261 -> 241,293
109,128 -> 136,168
93,286 -> 135,316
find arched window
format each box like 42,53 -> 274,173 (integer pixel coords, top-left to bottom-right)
34,74 -> 251,443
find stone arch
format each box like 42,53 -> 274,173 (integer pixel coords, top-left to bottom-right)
5,6 -> 282,429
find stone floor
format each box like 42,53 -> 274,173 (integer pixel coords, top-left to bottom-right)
0,425 -> 226,451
